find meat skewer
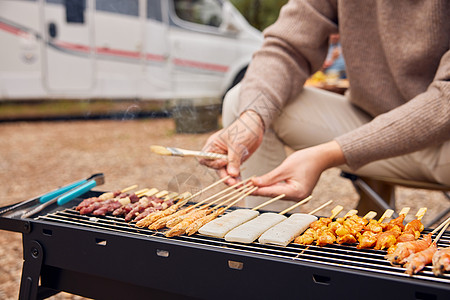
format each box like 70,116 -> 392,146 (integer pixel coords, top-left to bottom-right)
357,209 -> 396,249
198,194 -> 286,238
315,210 -> 358,247
404,217 -> 450,275
76,184 -> 139,211
258,200 -> 335,246
78,186 -> 146,215
291,204 -> 343,246
124,190 -> 173,222
335,211 -> 378,245
165,186 -> 258,237
385,207 -> 426,253
149,182 -> 252,230
224,195 -> 312,244
293,208 -> 352,246
135,175 -> 231,227
110,188 -> 159,216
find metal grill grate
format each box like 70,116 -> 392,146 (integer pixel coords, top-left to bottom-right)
36,207 -> 450,285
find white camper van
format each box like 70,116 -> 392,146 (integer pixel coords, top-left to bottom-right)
0,0 -> 263,100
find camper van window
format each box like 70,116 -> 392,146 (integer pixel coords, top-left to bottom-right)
174,0 -> 222,27
65,0 -> 85,23
147,0 -> 163,22
96,0 -> 139,17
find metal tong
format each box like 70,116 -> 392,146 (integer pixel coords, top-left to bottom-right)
0,173 -> 104,219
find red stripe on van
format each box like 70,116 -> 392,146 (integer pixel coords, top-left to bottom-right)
173,58 -> 229,72
0,22 -> 25,36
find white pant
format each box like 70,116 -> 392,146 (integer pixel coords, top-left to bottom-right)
223,84 -> 450,210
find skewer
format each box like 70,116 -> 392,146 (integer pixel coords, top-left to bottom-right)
136,176 -> 231,226
224,196 -> 312,244
278,195 -> 312,215
430,216 -> 450,236
433,217 -> 450,244
362,211 -> 377,221
150,145 -> 228,160
307,200 -> 334,216
252,194 -> 286,211
164,183 -> 253,229
415,207 -> 427,221
197,194 -> 289,239
259,201 -> 335,246
165,187 -> 257,237
185,187 -> 258,236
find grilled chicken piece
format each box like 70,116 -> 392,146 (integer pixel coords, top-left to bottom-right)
385,233 -> 432,264
364,220 -> 383,233
404,243 -> 437,275
135,202 -> 182,228
357,231 -> 378,249
309,217 -> 332,230
294,228 -> 317,245
432,246 -> 450,276
316,229 -> 336,246
381,214 -> 406,231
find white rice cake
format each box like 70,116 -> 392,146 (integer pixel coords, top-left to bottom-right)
224,213 -> 287,244
258,213 -> 318,247
198,209 -> 259,238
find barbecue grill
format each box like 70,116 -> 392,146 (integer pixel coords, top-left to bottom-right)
1,190 -> 449,300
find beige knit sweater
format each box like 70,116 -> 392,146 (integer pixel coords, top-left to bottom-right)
238,0 -> 450,170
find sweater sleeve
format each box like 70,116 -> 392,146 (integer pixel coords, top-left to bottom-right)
237,0 -> 338,128
335,49 -> 450,170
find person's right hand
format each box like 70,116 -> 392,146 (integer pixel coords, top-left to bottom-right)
200,110 -> 265,185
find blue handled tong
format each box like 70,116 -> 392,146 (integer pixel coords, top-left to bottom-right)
0,173 -> 104,218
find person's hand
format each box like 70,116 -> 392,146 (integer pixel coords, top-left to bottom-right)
200,110 -> 265,185
251,141 -> 346,201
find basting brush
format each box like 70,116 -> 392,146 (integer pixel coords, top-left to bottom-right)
150,145 -> 227,160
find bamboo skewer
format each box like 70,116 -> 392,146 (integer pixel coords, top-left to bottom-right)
433,217 -> 450,244
278,195 -> 312,215
135,176 -> 231,227
307,200 -> 334,216
164,183 -> 253,229
378,209 -> 394,223
166,187 -> 258,237
251,194 -> 285,211
185,187 -> 259,236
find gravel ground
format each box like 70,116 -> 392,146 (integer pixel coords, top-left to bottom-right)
0,118 -> 448,299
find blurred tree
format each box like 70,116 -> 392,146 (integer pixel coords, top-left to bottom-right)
230,0 -> 288,31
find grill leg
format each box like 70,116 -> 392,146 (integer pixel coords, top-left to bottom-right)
19,240 -> 59,300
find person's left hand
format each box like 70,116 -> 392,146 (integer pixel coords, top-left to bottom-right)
251,141 -> 346,201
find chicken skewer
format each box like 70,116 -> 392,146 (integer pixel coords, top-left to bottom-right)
150,182 -> 252,230
258,200 -> 335,246
224,195 -> 312,244
293,205 -> 344,246
135,175 -> 231,227
165,186 -> 258,237
356,209 -> 396,249
383,207 -> 426,253
314,210 -> 358,247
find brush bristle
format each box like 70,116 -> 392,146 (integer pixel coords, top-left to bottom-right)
150,145 -> 172,156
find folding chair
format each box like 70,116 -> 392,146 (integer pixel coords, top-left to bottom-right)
340,171 -> 450,228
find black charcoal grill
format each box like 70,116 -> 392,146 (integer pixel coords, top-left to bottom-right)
1,191 -> 449,300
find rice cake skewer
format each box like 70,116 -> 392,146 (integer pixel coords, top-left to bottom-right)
198,194 -> 286,238
165,186 -> 257,237
258,200 -> 335,247
224,195 -> 312,244
186,187 -> 261,236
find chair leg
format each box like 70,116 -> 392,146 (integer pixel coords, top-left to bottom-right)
424,192 -> 450,228
341,172 -> 397,217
